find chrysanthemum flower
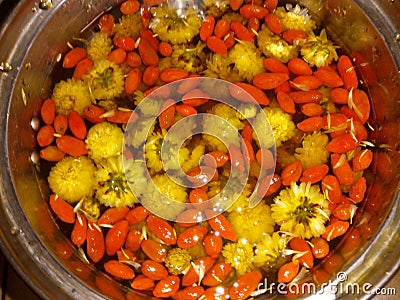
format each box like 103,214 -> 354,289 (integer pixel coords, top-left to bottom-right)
201,104 -> 245,154
203,53 -> 243,82
145,130 -> 166,174
133,90 -> 145,106
165,248 -> 192,275
227,201 -> 275,244
205,103 -> 245,136
301,29 -> 339,67
139,173 -> 187,220
221,12 -> 245,23
87,32 -> 113,62
95,155 -> 138,208
202,0 -> 230,18
150,5 -> 202,44
152,174 -> 188,203
170,42 -> 207,73
257,25 -> 299,63
206,177 -> 226,198
48,156 -> 96,203
222,239 -> 254,275
80,197 -> 100,220
113,14 -> 142,39
252,104 -> 297,148
199,77 -> 231,100
277,146 -> 298,169
228,42 -> 265,82
275,4 -> 316,33
294,131 -> 330,169
202,134 -> 227,153
319,86 -> 339,114
271,182 -> 330,239
253,232 -> 289,269
180,144 -> 205,173
236,103 -> 258,120
225,182 -> 253,212
84,60 -> 124,106
52,78 -> 92,116
86,122 -> 123,163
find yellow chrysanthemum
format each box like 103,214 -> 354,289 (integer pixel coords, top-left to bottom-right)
83,60 -> 124,105
236,103 -> 258,120
150,5 -> 202,44
87,32 -> 113,62
80,197 -> 100,220
271,182 -> 330,239
125,120 -> 156,149
165,248 -> 192,275
203,53 -> 243,82
202,0 -> 230,18
198,77 -> 231,100
222,240 -> 254,275
228,201 -> 275,244
295,131 -> 330,169
253,232 -> 289,269
180,144 -> 205,173
206,177 -> 226,198
221,12 -> 246,23
132,90 -> 145,106
206,103 -> 245,131
152,174 -> 187,203
201,103 -> 245,153
301,29 -> 339,68
51,78 -> 92,116
170,42 -> 207,73
139,174 -> 187,220
275,5 -> 316,33
86,122 -> 124,163
277,146 -> 298,169
226,183 -> 253,212
216,105 -> 244,128
158,57 -> 173,71
202,134 -> 227,153
257,25 -> 298,63
252,105 -> 297,148
145,130 -> 165,174
95,155 -> 138,208
138,98 -> 162,116
113,13 -> 142,39
320,86 -> 339,114
48,156 -> 96,203
228,42 -> 265,82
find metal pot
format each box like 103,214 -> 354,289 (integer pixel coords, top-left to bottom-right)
0,0 -> 399,299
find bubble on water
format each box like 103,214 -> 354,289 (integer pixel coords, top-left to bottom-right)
10,226 -> 20,235
0,62 -> 12,72
30,117 -> 40,131
39,0 -> 53,10
30,151 -> 40,165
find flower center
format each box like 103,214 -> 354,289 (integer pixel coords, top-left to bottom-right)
106,174 -> 128,195
95,67 -> 114,88
293,196 -> 318,224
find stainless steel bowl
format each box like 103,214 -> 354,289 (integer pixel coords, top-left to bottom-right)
0,0 -> 399,299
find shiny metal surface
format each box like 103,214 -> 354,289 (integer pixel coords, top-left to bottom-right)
0,0 -> 399,299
